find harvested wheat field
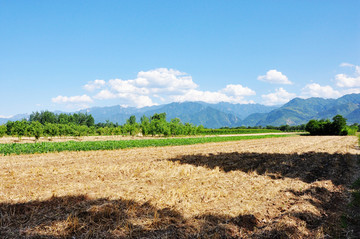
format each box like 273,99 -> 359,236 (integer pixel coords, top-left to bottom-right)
1,136 -> 359,238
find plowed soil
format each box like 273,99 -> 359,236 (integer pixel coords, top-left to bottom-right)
1,136 -> 359,238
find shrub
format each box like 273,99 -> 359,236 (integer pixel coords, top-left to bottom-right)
305,115 -> 350,136
0,125 -> 6,137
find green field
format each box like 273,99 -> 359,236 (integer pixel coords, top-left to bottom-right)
0,134 -> 292,156
199,128 -> 282,135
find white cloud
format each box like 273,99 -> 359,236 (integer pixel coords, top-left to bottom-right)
258,69 -> 292,85
172,88 -> 255,104
336,63 -> 360,87
220,84 -> 256,96
0,115 -> 14,118
94,90 -> 117,100
136,68 -> 198,92
340,62 -> 360,74
109,79 -> 150,95
127,95 -> 157,108
340,62 -> 355,68
341,88 -> 360,95
335,74 -> 360,88
94,88 -> 157,108
262,88 -> 296,106
83,79 -> 106,91
82,68 -> 256,106
52,94 -> 93,104
301,83 -> 341,98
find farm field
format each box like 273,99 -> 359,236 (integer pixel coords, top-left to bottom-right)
0,131 -> 296,144
1,136 -> 359,238
0,134 -> 295,156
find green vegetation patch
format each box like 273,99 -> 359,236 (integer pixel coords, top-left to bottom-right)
0,134 -> 291,156
199,128 -> 282,135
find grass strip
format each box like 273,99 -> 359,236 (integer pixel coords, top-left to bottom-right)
199,128 -> 282,135
0,134 -> 292,156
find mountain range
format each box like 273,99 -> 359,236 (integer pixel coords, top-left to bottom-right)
1,93 -> 360,128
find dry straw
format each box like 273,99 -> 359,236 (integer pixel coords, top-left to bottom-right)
1,136 -> 359,238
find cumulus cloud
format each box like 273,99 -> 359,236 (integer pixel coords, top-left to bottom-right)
340,88 -> 360,95
94,90 -> 117,100
301,83 -> 341,98
335,74 -> 360,88
220,84 -> 256,97
51,94 -> 93,110
89,68 -> 200,107
52,94 -> 93,103
262,88 -> 296,106
258,69 -> 292,85
336,63 -> 360,88
84,68 -> 256,107
136,68 -> 198,92
83,79 -> 106,91
172,88 -> 255,104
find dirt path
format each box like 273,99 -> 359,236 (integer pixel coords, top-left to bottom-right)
1,136 -> 359,238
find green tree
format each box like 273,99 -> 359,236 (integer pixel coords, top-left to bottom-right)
305,119 -> 321,135
112,126 -> 123,135
140,115 -> 150,136
149,113 -> 168,136
11,120 -> 28,140
86,114 -> 95,127
38,111 -> 57,124
28,121 -> 44,140
331,114 -> 347,135
6,121 -> 15,135
58,113 -> 70,124
44,123 -> 59,137
77,125 -> 89,137
128,115 -> 136,125
170,118 -> 183,136
0,125 -> 7,137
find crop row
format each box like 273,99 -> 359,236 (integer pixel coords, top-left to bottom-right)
0,134 -> 291,156
198,128 -> 282,135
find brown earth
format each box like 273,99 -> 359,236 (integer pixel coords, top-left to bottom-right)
0,136 -> 359,238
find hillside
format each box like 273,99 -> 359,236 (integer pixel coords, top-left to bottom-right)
79,102 -> 275,128
243,93 -> 360,126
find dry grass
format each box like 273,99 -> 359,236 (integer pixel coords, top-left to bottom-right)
0,136 -> 359,238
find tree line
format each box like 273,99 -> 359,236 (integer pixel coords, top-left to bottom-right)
305,114 -> 358,135
0,111 -> 203,140
0,111 -> 357,140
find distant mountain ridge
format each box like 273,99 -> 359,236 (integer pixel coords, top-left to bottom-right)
79,102 -> 277,128
242,93 -> 360,126
1,93 -> 360,128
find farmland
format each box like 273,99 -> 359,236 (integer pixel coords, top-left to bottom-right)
0,134 -> 293,156
1,136 -> 359,238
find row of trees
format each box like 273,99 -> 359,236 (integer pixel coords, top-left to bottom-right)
305,115 -> 358,135
1,111 -> 357,139
29,111 -> 95,127
0,112 -> 203,140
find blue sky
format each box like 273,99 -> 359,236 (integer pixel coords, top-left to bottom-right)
1,0 -> 360,117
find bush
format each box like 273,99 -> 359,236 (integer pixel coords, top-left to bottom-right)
305,115 -> 350,136
0,125 -> 6,137
28,121 -> 44,140
346,125 -> 358,136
